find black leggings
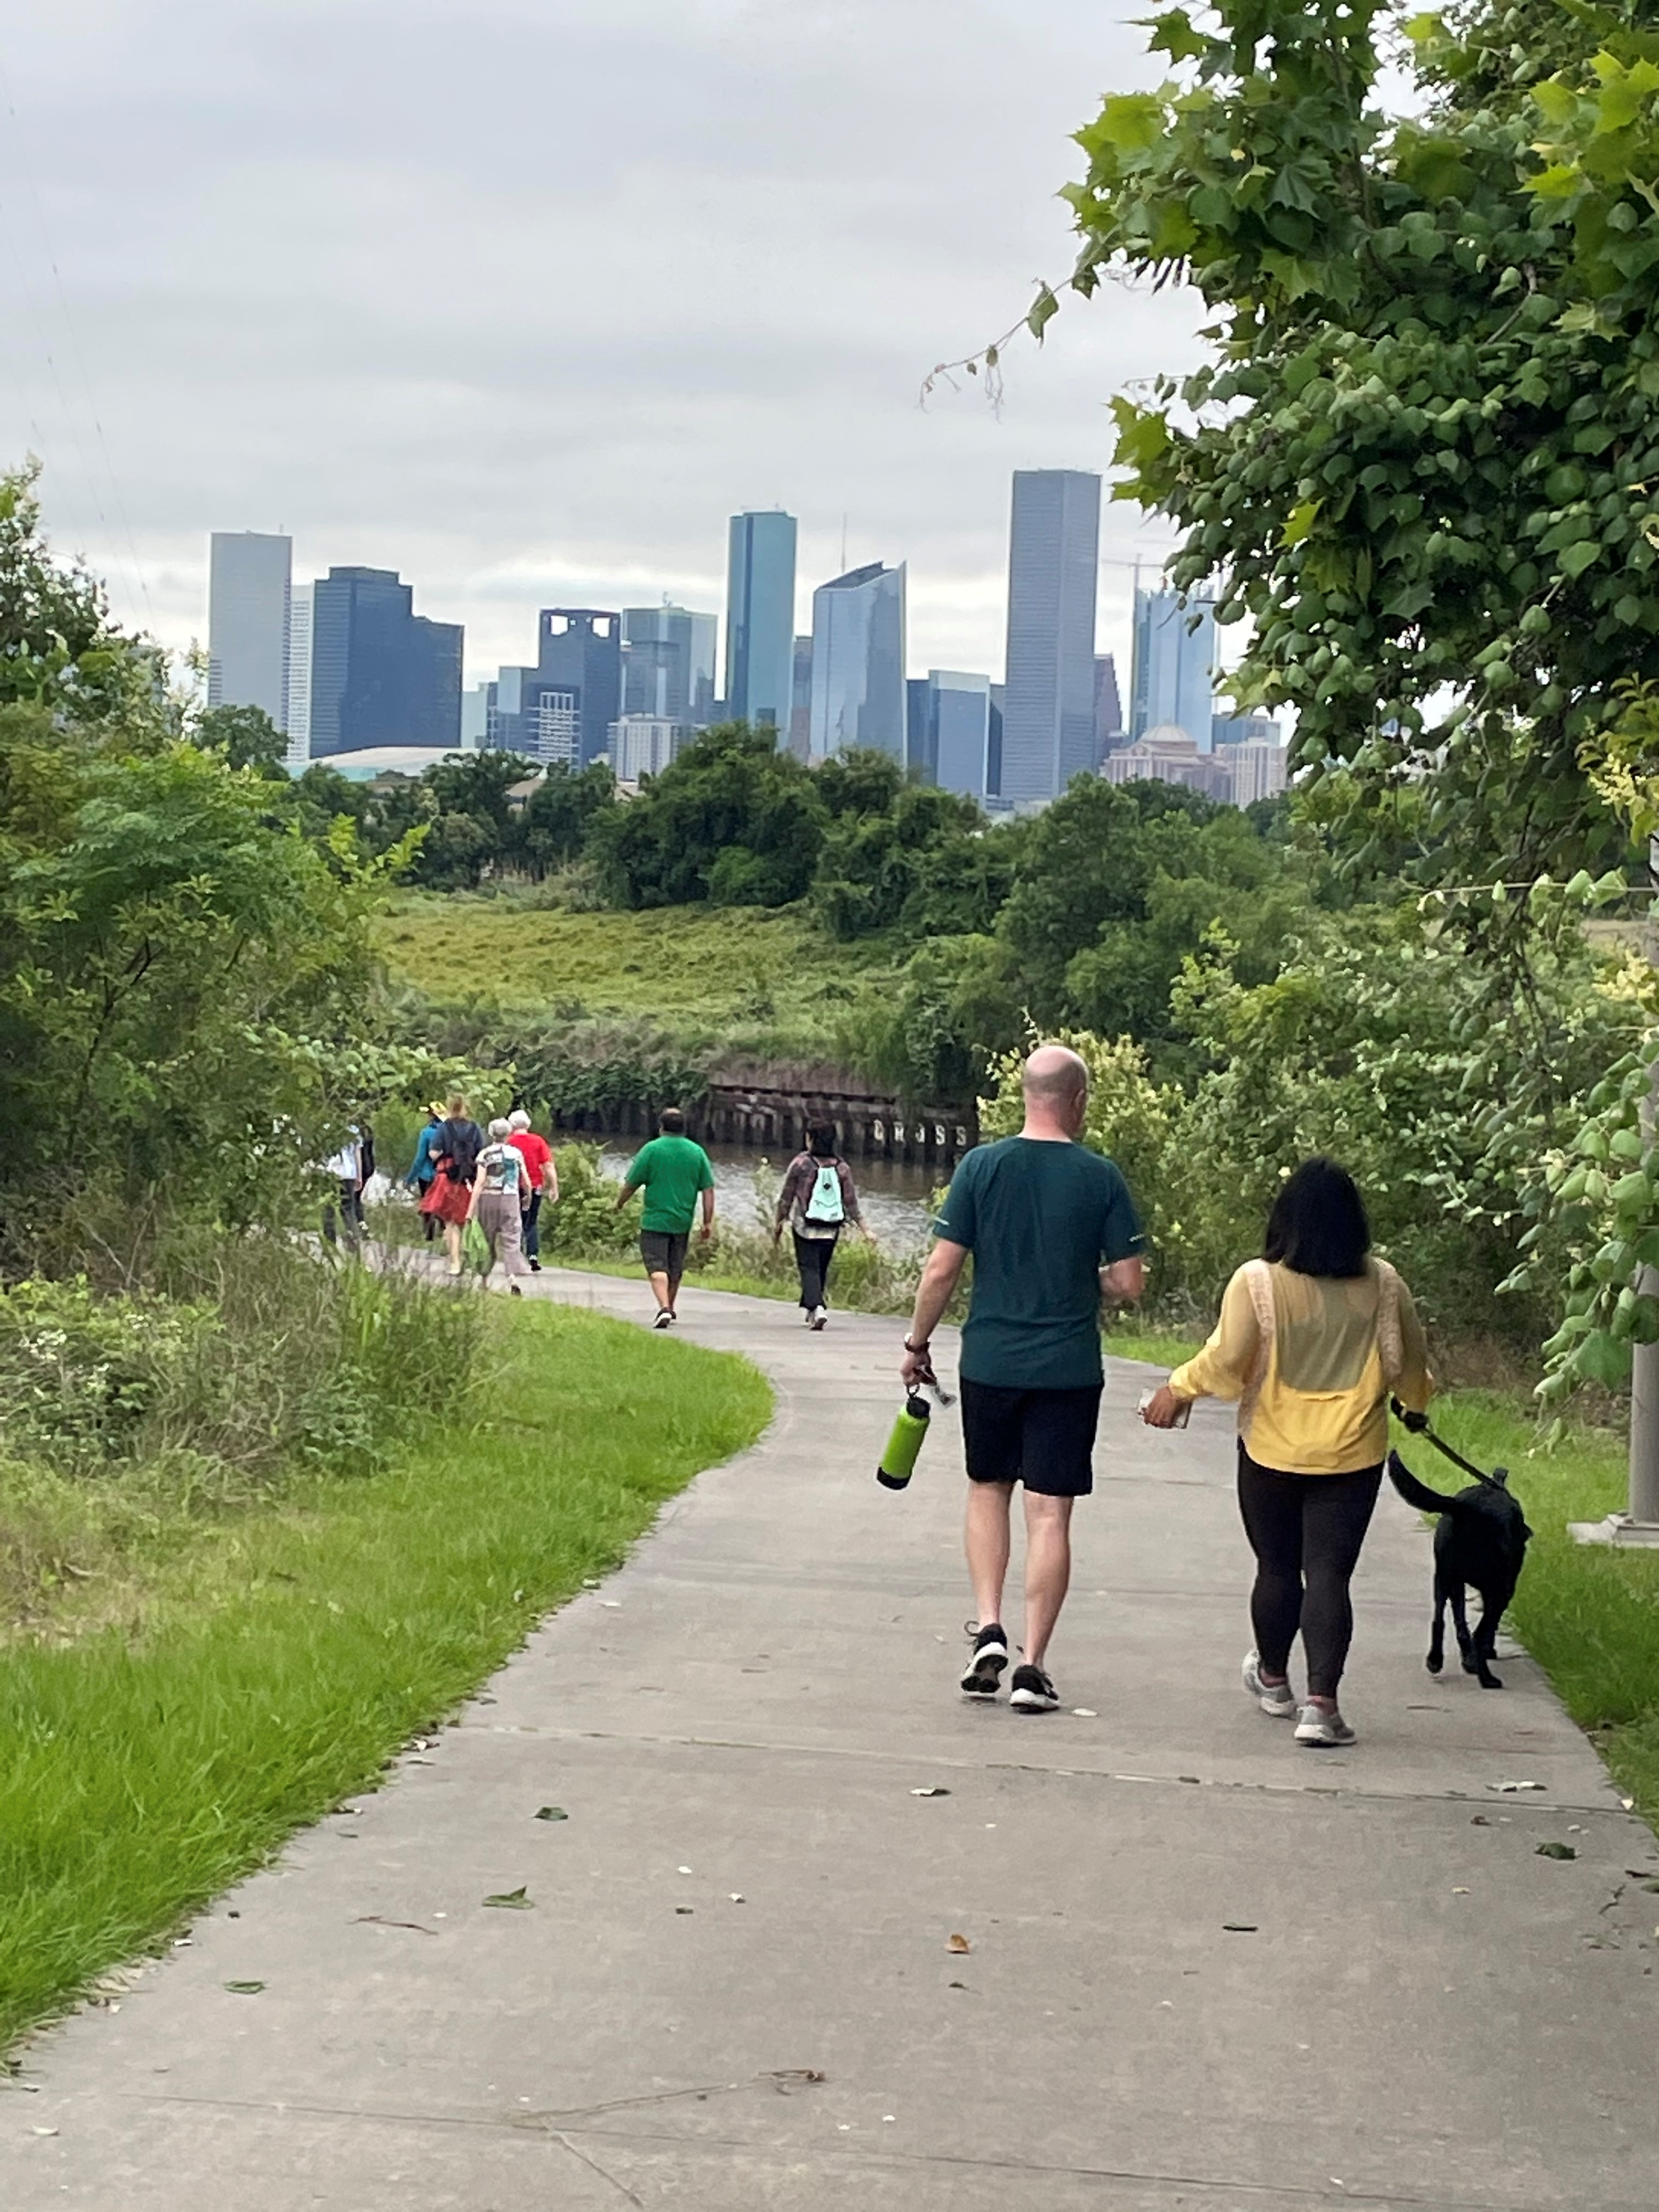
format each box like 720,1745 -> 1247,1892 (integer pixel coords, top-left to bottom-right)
792,1231 -> 838,1310
1236,1447 -> 1382,1699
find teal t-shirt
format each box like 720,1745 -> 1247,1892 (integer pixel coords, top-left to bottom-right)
627,1134 -> 715,1234
934,1138 -> 1144,1390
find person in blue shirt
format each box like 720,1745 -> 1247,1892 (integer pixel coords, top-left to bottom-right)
901,1045 -> 1146,1714
404,1107 -> 443,1244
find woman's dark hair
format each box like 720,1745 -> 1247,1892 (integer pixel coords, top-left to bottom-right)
1262,1157 -> 1371,1278
806,1119 -> 838,1160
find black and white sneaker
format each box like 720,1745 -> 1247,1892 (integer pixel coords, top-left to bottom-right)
653,1311 -> 673,1330
960,1624 -> 1009,1698
1009,1664 -> 1060,1713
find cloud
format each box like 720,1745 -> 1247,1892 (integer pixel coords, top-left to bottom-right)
0,0 -> 1201,684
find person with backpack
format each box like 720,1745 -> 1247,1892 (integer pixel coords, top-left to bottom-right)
419,1092 -> 484,1276
467,1118 -> 531,1293
404,1105 -> 444,1244
772,1120 -> 871,1329
1141,1156 -> 1433,1748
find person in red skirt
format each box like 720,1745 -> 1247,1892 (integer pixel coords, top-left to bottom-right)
420,1092 -> 483,1273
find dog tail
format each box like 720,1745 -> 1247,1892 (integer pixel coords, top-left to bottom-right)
1387,1449 -> 1462,1517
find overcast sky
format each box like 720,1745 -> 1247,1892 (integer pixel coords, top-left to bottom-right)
0,0 -> 1206,689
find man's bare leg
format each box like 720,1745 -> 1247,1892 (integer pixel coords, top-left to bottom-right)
1022,1492 -> 1074,1669
965,1480 -> 1014,1629
647,1268 -> 673,1316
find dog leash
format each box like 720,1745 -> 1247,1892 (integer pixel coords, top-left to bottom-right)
1389,1399 -> 1505,1492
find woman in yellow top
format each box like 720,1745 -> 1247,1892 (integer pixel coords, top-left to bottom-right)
1143,1158 -> 1432,1749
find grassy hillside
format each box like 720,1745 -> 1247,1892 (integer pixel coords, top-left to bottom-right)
377,891 -> 895,1029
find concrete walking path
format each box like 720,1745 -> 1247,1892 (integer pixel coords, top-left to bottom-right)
7,1269 -> 1659,2210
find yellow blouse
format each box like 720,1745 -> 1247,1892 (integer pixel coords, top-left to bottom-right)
1169,1257 -> 1433,1475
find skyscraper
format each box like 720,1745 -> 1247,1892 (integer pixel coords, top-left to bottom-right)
1093,653 -> 1124,761
808,562 -> 907,760
533,610 -> 622,767
788,634 -> 814,758
483,611 -> 622,766
1000,471 -> 1101,804
1130,585 -> 1218,747
208,531 -> 291,728
907,670 -> 991,797
284,582 -> 312,766
305,566 -> 462,758
621,605 -> 716,728
724,511 -> 798,735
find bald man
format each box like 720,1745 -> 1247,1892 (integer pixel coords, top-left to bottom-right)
901,1044 -> 1145,1712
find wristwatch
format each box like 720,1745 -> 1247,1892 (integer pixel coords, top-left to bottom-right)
903,1337 -> 930,1355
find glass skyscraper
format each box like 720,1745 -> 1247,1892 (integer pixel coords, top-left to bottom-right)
305,566 -> 462,758
1000,470 -> 1102,804
724,511 -> 797,735
808,562 -> 907,760
622,605 -> 716,729
1130,585 -> 1218,747
907,670 -> 991,796
208,531 -> 291,729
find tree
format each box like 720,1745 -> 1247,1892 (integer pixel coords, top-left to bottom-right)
521,760 -> 616,874
0,479 -> 428,1256
1036,0 -> 1658,903
193,702 -> 287,776
811,781 -> 991,940
591,724 -> 826,909
994,778 -> 1159,1015
0,461 -> 155,729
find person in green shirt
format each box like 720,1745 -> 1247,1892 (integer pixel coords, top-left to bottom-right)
614,1107 -> 716,1328
901,1045 -> 1146,1713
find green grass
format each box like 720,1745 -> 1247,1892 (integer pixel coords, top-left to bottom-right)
377,890 -> 894,1024
0,1300 -> 770,2051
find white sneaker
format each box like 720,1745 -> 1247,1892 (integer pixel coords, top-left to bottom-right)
1242,1651 -> 1296,1717
810,1305 -> 828,1331
802,1307 -> 815,1326
1294,1703 -> 1356,1748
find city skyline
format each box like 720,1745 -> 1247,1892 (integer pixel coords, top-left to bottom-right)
203,491 -> 1208,751
0,4 -> 1198,696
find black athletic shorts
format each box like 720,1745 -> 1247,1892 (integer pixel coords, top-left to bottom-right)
640,1229 -> 690,1277
960,1378 -> 1103,1498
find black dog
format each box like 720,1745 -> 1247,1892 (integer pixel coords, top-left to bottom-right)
1387,1448 -> 1532,1689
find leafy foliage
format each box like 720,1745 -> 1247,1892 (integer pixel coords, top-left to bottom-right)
1053,0 -> 1659,906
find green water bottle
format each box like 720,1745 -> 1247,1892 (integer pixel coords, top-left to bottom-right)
877,1393 -> 931,1491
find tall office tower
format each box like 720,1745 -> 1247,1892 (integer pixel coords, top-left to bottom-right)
808,562 -> 907,760
306,566 -> 462,758
724,510 -> 798,735
1130,585 -> 1218,747
533,610 -> 621,766
1093,652 -> 1124,760
1000,470 -> 1101,804
621,605 -> 717,729
208,531 -> 291,726
907,670 -> 991,797
788,634 -> 814,757
283,582 -> 313,767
